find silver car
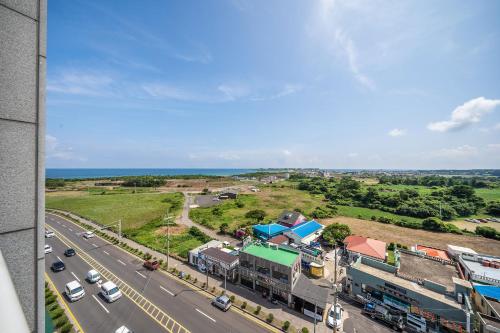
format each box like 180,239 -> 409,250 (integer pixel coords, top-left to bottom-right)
212,295 -> 231,312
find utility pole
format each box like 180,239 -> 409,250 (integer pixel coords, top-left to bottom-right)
224,267 -> 227,293
118,219 -> 122,240
313,301 -> 317,333
333,243 -> 338,332
163,211 -> 173,270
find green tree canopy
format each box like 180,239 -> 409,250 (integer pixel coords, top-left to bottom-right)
245,209 -> 267,222
322,223 -> 351,244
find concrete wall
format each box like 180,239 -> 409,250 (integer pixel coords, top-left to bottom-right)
0,0 -> 46,331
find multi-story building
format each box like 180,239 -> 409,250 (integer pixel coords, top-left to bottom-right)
471,285 -> 500,333
459,253 -> 500,286
239,242 -> 301,305
199,247 -> 239,282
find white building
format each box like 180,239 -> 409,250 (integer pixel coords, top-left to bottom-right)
188,240 -> 222,266
459,253 -> 500,286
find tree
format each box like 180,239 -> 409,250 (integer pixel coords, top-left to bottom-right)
476,226 -> 498,239
486,201 -> 500,217
448,185 -> 475,199
322,223 -> 351,244
422,217 -> 446,232
245,209 -> 266,222
219,222 -> 229,234
212,207 -> 223,216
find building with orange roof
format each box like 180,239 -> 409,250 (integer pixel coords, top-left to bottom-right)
344,235 -> 386,262
415,245 -> 451,261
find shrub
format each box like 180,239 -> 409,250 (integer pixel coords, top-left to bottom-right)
371,215 -> 377,221
60,323 -> 73,333
144,252 -> 152,260
476,226 -> 498,239
54,317 -> 68,328
282,321 -> 290,331
241,301 -> 247,309
45,295 -> 56,305
254,305 -> 261,315
422,217 -> 446,232
186,274 -> 191,280
230,295 -> 235,302
49,308 -> 64,319
301,328 -> 309,333
194,277 -> 197,283
266,313 -> 274,323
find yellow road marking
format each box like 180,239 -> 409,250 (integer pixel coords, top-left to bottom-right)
46,225 -> 189,333
45,272 -> 85,333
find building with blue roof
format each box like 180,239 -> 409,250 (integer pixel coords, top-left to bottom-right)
285,220 -> 324,245
252,223 -> 289,240
472,284 -> 500,331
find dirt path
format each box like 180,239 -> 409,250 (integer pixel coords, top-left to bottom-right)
321,216 -> 500,255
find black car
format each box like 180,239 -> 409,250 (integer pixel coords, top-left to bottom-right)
64,248 -> 76,257
51,261 -> 65,272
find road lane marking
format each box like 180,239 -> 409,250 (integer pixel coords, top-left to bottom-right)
103,250 -> 110,255
195,308 -> 216,323
136,271 -> 147,279
92,295 -> 110,314
70,271 -> 80,282
117,259 -> 126,266
45,273 -> 86,333
69,228 -> 73,231
160,285 -> 174,296
56,256 -> 62,261
92,243 -> 98,248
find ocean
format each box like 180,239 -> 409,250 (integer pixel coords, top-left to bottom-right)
46,168 -> 258,179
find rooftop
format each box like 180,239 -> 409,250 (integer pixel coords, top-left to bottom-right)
461,255 -> 500,281
292,274 -> 332,308
399,252 -> 459,290
242,243 -> 299,267
416,245 -> 451,261
252,223 -> 289,238
277,210 -> 305,227
344,235 -> 386,260
201,247 -> 239,265
189,240 -> 222,254
474,285 -> 500,310
268,234 -> 289,245
353,261 -> 462,309
290,220 -> 323,238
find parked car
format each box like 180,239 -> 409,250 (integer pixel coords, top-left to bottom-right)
44,245 -> 53,254
64,248 -> 76,257
65,280 -> 85,302
86,269 -> 101,283
51,260 -> 66,272
143,260 -> 159,271
212,295 -> 231,311
83,231 -> 95,239
45,230 -> 55,238
101,281 -> 122,302
327,303 -> 343,331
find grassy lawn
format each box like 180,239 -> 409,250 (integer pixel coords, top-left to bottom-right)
46,191 -> 183,230
189,184 -> 326,232
335,205 -> 423,224
387,250 -> 395,266
475,187 -> 500,202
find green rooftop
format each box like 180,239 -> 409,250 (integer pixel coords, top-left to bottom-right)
242,243 -> 299,267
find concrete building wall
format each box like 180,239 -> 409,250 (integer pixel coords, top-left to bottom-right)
0,0 -> 46,331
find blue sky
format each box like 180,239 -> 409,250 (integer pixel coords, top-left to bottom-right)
46,0 -> 500,169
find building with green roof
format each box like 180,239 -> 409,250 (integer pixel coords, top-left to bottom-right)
239,242 -> 301,305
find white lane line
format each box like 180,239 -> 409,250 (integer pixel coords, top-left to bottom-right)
92,243 -> 98,248
117,259 -> 126,266
92,295 -> 110,314
103,251 -> 110,255
70,272 -> 80,282
56,256 -> 62,261
69,228 -> 73,232
62,225 -> 67,228
160,286 -> 174,296
57,221 -> 61,224
135,271 -> 147,279
195,308 -> 216,323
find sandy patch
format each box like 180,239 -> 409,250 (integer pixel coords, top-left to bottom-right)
154,225 -> 188,236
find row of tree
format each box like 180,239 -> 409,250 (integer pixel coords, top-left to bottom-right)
378,175 -> 496,188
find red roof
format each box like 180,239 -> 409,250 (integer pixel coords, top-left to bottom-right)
344,235 -> 386,260
268,234 -> 289,245
416,245 -> 450,260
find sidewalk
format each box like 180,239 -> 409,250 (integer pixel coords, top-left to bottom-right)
48,209 -> 332,332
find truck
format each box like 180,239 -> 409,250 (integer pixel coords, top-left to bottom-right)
362,302 -> 405,331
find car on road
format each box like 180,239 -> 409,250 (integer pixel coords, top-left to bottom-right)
116,326 -> 133,333
65,280 -> 85,302
51,260 -> 65,272
83,231 -> 95,239
143,260 -> 159,270
101,281 -> 122,302
86,269 -> 101,283
327,303 -> 343,331
44,245 -> 53,254
64,248 -> 76,257
212,295 -> 231,312
45,230 -> 55,238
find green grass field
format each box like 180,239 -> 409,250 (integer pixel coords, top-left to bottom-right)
46,192 -> 183,230
189,184 -> 326,232
334,205 -> 423,223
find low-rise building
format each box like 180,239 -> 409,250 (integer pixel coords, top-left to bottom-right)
239,242 -> 301,305
252,223 -> 289,240
188,240 -> 222,266
344,235 -> 386,262
472,285 -> 500,333
199,247 -> 239,282
284,220 -> 324,246
277,210 -> 306,228
459,253 -> 500,286
447,244 -> 477,260
346,252 -> 473,332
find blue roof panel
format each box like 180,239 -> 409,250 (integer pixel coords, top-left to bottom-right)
474,284 -> 500,302
290,220 -> 323,238
253,223 -> 288,237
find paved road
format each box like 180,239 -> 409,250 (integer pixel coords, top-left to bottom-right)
46,235 -> 165,333
46,213 -> 272,333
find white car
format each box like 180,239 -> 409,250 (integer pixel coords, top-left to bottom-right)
327,303 -> 343,331
45,230 -> 55,238
65,280 -> 85,302
44,244 -> 53,254
86,269 -> 101,284
83,231 -> 95,239
101,281 -> 122,302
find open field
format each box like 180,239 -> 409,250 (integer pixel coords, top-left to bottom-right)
321,217 -> 500,255
335,205 -> 423,223
450,220 -> 500,232
46,191 -> 183,230
189,184 -> 325,231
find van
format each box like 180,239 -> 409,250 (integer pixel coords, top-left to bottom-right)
65,280 -> 85,302
101,281 -> 122,302
86,269 -> 101,283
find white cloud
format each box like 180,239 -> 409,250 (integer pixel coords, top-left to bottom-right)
283,150 -> 292,156
347,152 -> 358,158
494,123 -> 500,130
487,143 -> 500,150
388,128 -> 407,137
46,135 -> 85,161
47,70 -> 114,96
428,145 -> 479,159
427,97 -> 500,132
142,84 -> 197,101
